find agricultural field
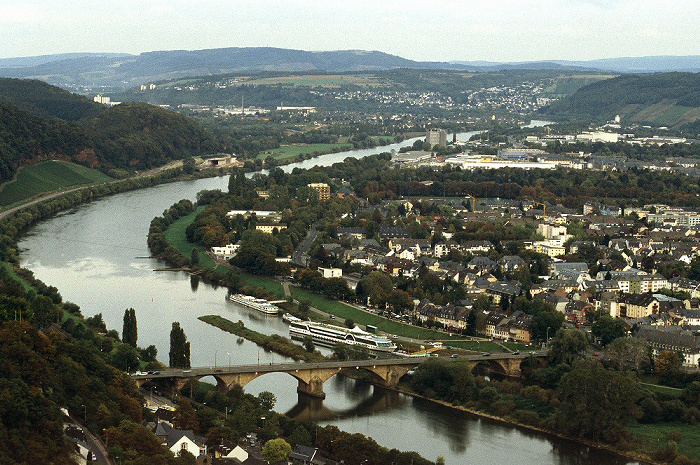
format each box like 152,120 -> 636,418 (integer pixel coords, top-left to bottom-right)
242,74 -> 385,88
0,161 -> 111,207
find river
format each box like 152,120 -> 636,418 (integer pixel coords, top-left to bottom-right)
18,136 -> 640,464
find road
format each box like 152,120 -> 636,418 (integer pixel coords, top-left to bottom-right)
291,220 -> 320,265
132,351 -> 549,381
66,413 -> 115,465
0,160 -> 184,221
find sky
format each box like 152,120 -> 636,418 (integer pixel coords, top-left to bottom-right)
1,0 -> 700,62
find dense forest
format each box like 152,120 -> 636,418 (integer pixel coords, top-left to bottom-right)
0,78 -> 220,182
542,72 -> 700,131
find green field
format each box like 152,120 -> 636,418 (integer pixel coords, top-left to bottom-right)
0,161 -> 112,207
258,143 -> 353,160
1,262 -> 33,293
629,422 -> 700,460
164,206 -> 215,266
291,287 -> 456,341
164,207 -> 284,297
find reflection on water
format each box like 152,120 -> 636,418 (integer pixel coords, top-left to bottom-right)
18,144 -> 642,465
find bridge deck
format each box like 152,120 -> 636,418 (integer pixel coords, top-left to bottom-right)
132,351 -> 547,381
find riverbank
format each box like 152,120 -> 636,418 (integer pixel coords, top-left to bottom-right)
391,385 -> 658,465
200,307 -> 658,465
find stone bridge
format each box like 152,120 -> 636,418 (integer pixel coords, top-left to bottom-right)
132,352 -> 546,399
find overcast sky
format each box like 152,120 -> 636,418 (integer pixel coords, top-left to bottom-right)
2,0 -> 699,62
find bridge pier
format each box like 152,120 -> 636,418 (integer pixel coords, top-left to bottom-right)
292,366 -> 344,399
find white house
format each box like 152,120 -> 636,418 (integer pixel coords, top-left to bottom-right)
318,267 -> 343,278
211,243 -> 240,260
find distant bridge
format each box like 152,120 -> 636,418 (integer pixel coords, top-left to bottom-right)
132,352 -> 547,399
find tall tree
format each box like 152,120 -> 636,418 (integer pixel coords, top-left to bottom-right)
122,308 -> 137,347
557,360 -> 642,442
169,322 -> 191,368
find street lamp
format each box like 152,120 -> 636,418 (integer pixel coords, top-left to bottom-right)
227,352 -> 231,368
81,404 -> 86,423
546,327 -> 551,346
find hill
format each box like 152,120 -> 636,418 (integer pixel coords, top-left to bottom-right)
0,80 -> 219,184
0,47 -> 425,89
0,78 -> 102,121
541,72 -> 700,130
2,47 -> 700,91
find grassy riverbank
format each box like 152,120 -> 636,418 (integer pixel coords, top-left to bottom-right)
162,208 -> 285,297
258,143 -> 353,161
199,314 -> 325,362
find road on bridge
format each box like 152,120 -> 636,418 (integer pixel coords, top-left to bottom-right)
132,351 -> 549,382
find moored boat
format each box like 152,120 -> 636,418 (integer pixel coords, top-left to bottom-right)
229,294 -> 280,315
289,319 -> 396,353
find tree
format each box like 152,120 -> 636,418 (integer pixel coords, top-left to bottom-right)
529,310 -> 564,342
557,360 -> 642,442
655,350 -> 682,375
258,391 -> 276,411
288,425 -> 312,447
190,248 -> 200,266
122,308 -> 137,347
173,399 -> 199,432
31,295 -> 56,329
169,322 -> 191,368
548,328 -> 588,366
110,343 -> 140,372
604,337 -> 649,372
302,336 -> 315,353
262,438 -> 292,463
591,315 -> 627,346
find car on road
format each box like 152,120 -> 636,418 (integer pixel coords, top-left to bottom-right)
450,354 -> 459,359
512,351 -> 520,355
482,353 -> 491,357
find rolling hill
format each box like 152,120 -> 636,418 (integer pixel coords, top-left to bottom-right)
0,79 -> 220,184
541,72 -> 700,131
3,46 -> 698,91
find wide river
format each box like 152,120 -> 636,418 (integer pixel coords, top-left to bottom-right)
19,134 -> 640,464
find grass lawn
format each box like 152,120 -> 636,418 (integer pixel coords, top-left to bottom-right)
291,287 -> 460,342
0,160 -> 112,207
1,262 -> 33,293
640,382 -> 684,397
629,422 -> 700,460
258,143 -> 353,160
164,206 -> 216,267
163,207 -> 284,297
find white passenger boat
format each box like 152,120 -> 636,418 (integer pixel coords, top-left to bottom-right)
229,294 -> 280,315
289,319 -> 396,352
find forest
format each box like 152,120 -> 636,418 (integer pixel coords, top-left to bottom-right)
542,72 -> 700,131
0,78 -> 220,183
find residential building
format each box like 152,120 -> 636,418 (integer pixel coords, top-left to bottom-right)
318,267 -> 342,278
308,182 -> 331,200
255,223 -> 287,234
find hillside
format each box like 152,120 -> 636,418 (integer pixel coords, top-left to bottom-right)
0,47 -> 425,89
0,78 -> 102,121
541,72 -> 700,130
1,47 -> 698,91
0,80 -> 220,183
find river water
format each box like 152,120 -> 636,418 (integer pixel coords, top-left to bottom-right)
18,136 -> 640,464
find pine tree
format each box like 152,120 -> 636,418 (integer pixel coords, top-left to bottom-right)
190,248 -> 200,266
122,308 -> 137,347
